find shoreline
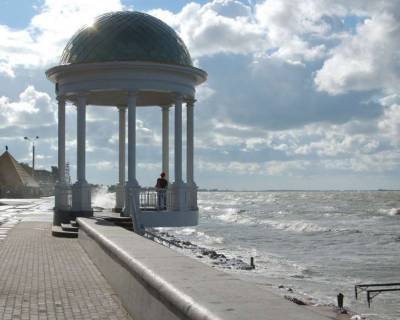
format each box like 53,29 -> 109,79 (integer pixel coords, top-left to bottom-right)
78,216 -> 334,320
148,230 -> 356,320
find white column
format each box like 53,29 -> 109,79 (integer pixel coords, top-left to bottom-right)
72,94 -> 91,214
186,99 -> 198,210
58,97 -> 66,184
115,106 -> 126,211
54,96 -> 69,218
162,106 -> 169,181
127,93 -> 138,186
125,91 -> 142,233
171,93 -> 185,211
186,100 -> 194,185
174,95 -> 183,184
76,95 -> 87,183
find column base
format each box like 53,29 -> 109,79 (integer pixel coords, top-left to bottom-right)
54,182 -> 70,211
115,183 -> 125,213
125,182 -> 143,234
72,181 -> 92,214
168,181 -> 187,211
53,209 -> 72,226
186,182 -> 198,210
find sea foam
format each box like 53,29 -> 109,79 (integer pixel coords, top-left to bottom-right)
378,207 -> 400,216
262,219 -> 330,233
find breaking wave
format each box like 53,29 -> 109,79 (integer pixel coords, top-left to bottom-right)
92,186 -> 115,209
263,220 -> 331,233
215,208 -> 253,225
378,208 -> 400,216
166,227 -> 225,245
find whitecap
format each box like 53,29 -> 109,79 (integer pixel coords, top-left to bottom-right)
188,230 -> 224,245
217,209 -> 238,223
351,315 -> 365,320
92,187 -> 115,209
216,209 -> 253,225
175,228 -> 196,235
378,208 -> 400,216
263,194 -> 277,203
262,220 -> 330,233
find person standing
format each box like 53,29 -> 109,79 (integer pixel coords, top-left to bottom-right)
155,172 -> 168,209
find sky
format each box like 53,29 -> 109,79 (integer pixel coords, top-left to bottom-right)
0,0 -> 399,190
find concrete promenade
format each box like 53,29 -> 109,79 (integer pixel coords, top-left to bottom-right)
0,221 -> 132,320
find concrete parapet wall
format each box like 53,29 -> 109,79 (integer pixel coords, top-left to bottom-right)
77,217 -> 329,320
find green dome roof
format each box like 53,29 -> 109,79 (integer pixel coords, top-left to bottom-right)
60,11 -> 193,67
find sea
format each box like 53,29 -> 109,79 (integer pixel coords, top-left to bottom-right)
1,191 -> 399,320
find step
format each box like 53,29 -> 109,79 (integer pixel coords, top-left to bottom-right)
61,223 -> 79,232
103,217 -> 132,223
70,220 -> 78,228
52,226 -> 78,238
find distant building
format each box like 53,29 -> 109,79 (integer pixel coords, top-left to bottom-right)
0,150 -> 40,198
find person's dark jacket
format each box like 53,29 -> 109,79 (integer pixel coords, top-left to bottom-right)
156,178 -> 168,189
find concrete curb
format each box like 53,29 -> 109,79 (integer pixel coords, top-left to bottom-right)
78,218 -> 222,320
77,217 -> 330,320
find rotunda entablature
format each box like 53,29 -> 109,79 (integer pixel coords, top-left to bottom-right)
46,61 -> 207,106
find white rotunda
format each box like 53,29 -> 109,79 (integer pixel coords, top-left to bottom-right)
46,11 -> 207,234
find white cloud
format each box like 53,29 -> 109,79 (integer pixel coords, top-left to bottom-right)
0,86 -> 55,127
196,83 -> 216,102
0,62 -> 15,78
255,0 -> 335,62
194,113 -> 400,179
198,159 -> 309,175
321,151 -> 400,173
151,1 -> 267,58
378,104 -> 400,146
2,0 -> 396,81
151,0 -> 332,62
0,0 -> 123,77
138,162 -> 160,171
314,12 -> 400,95
266,160 -> 310,175
198,118 -> 384,159
89,161 -> 115,170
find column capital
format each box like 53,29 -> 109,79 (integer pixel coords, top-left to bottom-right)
117,105 -> 127,111
186,98 -> 196,107
127,90 -> 138,98
173,92 -> 184,102
56,95 -> 66,103
75,93 -> 87,106
127,91 -> 138,106
160,104 -> 171,110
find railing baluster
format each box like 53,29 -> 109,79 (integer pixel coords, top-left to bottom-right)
137,187 -> 169,211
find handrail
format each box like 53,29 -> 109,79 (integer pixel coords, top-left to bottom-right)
355,282 -> 400,307
137,185 -> 198,212
139,187 -> 167,211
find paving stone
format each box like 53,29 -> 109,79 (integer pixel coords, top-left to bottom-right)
0,222 -> 133,320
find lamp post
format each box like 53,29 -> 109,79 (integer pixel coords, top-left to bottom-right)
24,136 -> 39,177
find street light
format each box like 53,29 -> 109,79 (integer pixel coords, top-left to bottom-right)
24,136 -> 39,176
